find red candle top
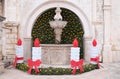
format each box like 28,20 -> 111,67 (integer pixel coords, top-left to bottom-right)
17,38 -> 22,46
34,38 -> 40,47
73,38 -> 78,47
92,39 -> 97,47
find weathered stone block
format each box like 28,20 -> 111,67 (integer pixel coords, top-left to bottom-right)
12,27 -> 17,33
6,49 -> 15,55
6,44 -> 15,49
5,29 -> 11,33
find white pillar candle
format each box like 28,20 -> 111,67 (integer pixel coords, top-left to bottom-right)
16,45 -> 24,63
90,46 -> 99,64
70,47 -> 80,61
32,47 -> 41,61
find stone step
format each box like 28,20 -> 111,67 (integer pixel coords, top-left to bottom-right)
40,64 -> 71,68
40,62 -> 90,68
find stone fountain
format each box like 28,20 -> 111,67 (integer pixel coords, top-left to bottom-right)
49,7 -> 67,44
41,7 -> 72,66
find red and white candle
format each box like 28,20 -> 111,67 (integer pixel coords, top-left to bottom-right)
15,38 -> 24,63
32,38 -> 41,61
90,39 -> 99,64
70,38 -> 80,61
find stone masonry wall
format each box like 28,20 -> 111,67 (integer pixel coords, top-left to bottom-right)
3,22 -> 18,62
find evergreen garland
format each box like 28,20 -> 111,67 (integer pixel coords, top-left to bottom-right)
16,63 -> 98,75
32,8 -> 84,58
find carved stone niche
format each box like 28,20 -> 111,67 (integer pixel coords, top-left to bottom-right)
41,44 -> 72,65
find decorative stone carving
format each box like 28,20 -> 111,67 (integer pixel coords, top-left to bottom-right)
96,0 -> 103,21
54,7 -> 62,20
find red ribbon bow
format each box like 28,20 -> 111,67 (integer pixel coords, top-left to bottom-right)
70,59 -> 84,74
90,56 -> 100,68
13,56 -> 24,67
27,59 -> 41,74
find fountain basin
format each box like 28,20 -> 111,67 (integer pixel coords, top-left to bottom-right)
49,20 -> 67,29
41,44 -> 72,65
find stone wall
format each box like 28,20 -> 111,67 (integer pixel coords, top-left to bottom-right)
111,0 -> 120,62
0,0 -> 4,73
3,22 -> 18,62
4,0 -> 17,21
92,0 -> 104,62
0,0 -> 2,16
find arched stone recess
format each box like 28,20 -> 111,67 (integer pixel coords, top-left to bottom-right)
20,1 -> 94,62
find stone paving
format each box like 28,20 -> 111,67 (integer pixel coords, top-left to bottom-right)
0,63 -> 120,79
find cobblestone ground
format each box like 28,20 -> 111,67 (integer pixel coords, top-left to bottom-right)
0,63 -> 120,79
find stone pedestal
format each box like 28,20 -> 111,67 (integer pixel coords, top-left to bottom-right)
24,38 -> 32,62
41,44 -> 72,65
102,0 -> 112,63
84,38 -> 92,62
103,44 -> 112,63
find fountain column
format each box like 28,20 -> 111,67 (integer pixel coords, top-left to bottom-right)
49,7 -> 67,44
54,28 -> 62,43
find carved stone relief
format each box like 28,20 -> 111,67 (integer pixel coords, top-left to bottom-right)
96,0 -> 104,21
